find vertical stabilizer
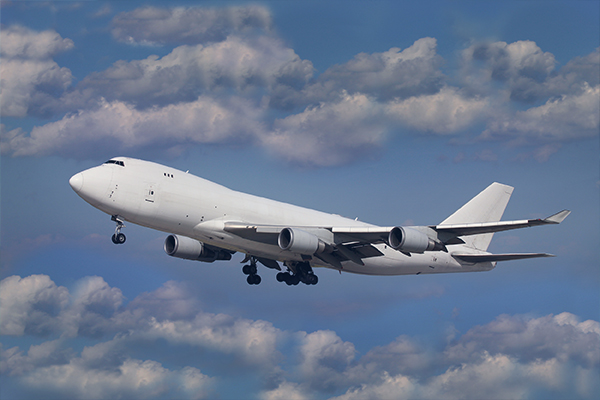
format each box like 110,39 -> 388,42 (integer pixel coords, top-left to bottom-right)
441,182 -> 513,251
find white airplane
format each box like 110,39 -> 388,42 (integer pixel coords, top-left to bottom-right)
69,157 -> 570,286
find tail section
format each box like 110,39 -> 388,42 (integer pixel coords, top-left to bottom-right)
441,182 -> 513,251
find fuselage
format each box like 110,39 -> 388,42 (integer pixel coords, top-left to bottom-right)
70,157 -> 494,276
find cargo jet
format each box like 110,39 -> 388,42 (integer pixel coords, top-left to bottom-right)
69,157 -> 570,286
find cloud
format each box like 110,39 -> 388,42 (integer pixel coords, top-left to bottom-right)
80,35 -> 313,108
0,274 -> 69,336
444,312 -> 600,369
270,37 -> 445,109
0,25 -> 74,117
2,342 -> 215,400
111,5 -> 272,45
482,83 -> 600,142
1,96 -> 266,157
1,13 -> 598,166
1,275 -> 599,399
262,92 -> 388,166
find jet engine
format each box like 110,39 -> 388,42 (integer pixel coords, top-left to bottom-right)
164,234 -> 232,262
278,227 -> 327,255
388,227 -> 438,253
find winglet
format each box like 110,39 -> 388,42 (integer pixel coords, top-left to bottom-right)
544,209 -> 571,224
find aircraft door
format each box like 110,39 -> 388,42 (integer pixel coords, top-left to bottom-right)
145,185 -> 156,203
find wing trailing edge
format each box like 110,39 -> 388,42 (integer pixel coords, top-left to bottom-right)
452,252 -> 554,263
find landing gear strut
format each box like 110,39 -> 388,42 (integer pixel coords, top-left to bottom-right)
111,215 -> 126,244
242,257 -> 261,285
276,262 -> 318,286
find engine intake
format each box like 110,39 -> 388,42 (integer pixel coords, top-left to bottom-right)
278,227 -> 326,255
388,227 -> 437,253
164,234 -> 232,262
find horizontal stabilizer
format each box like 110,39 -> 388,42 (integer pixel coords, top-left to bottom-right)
452,253 -> 554,263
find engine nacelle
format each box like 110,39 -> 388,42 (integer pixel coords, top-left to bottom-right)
388,227 -> 436,253
164,235 -> 232,263
278,227 -> 326,255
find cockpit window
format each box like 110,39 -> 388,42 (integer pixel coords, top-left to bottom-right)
104,159 -> 125,167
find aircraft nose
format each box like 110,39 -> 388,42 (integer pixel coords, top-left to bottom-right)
69,173 -> 83,193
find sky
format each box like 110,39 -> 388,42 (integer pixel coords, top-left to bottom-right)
0,1 -> 599,399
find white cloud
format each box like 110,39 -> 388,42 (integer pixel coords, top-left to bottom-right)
0,26 -> 74,117
0,275 -> 69,336
19,353 -> 214,400
1,96 -> 266,157
0,25 -> 74,59
263,92 -> 387,166
81,35 -> 313,107
482,84 -> 600,141
112,5 -> 272,45
0,17 -> 597,166
386,86 -> 489,133
1,275 -> 598,399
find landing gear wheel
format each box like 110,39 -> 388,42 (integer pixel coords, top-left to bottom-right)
242,264 -> 257,275
111,233 -> 126,244
247,274 -> 261,285
111,215 -> 126,245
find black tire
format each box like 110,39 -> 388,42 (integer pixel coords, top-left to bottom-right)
111,234 -> 118,244
247,275 -> 255,285
116,233 -> 126,244
276,272 -> 286,282
242,265 -> 252,275
254,275 -> 261,285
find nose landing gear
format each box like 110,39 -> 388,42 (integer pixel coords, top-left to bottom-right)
111,215 -> 126,244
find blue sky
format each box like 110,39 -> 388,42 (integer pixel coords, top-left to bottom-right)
1,1 -> 599,399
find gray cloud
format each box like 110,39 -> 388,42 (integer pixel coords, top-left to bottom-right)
111,5 -> 272,45
2,274 -> 599,399
270,37 -> 444,110
1,11 -> 598,167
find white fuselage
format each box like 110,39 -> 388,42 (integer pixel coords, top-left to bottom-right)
70,157 -> 494,276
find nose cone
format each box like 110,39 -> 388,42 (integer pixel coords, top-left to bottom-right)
69,173 -> 83,193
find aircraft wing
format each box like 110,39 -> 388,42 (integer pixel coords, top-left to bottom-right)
432,210 -> 571,237
223,222 -> 386,268
222,209 -> 569,268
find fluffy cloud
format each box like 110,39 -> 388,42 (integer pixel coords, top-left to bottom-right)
2,341 -> 215,399
1,96 -> 265,157
482,83 -> 600,141
263,92 -> 388,166
0,26 -> 74,117
1,274 -> 599,399
112,5 -> 272,45
0,275 -> 69,336
81,35 -> 313,108
1,7 -> 598,166
271,38 -> 444,109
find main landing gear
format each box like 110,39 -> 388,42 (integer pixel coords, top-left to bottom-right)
241,258 -> 318,286
276,262 -> 318,286
111,215 -> 126,244
242,257 -> 262,285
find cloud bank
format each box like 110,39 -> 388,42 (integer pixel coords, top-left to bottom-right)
1,5 -> 598,166
1,274 -> 598,399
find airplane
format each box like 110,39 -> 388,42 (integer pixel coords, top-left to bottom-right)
69,157 -> 570,286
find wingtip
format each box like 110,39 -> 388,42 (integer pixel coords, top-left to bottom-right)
544,209 -> 571,224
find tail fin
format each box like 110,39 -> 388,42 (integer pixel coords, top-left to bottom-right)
440,182 -> 513,251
